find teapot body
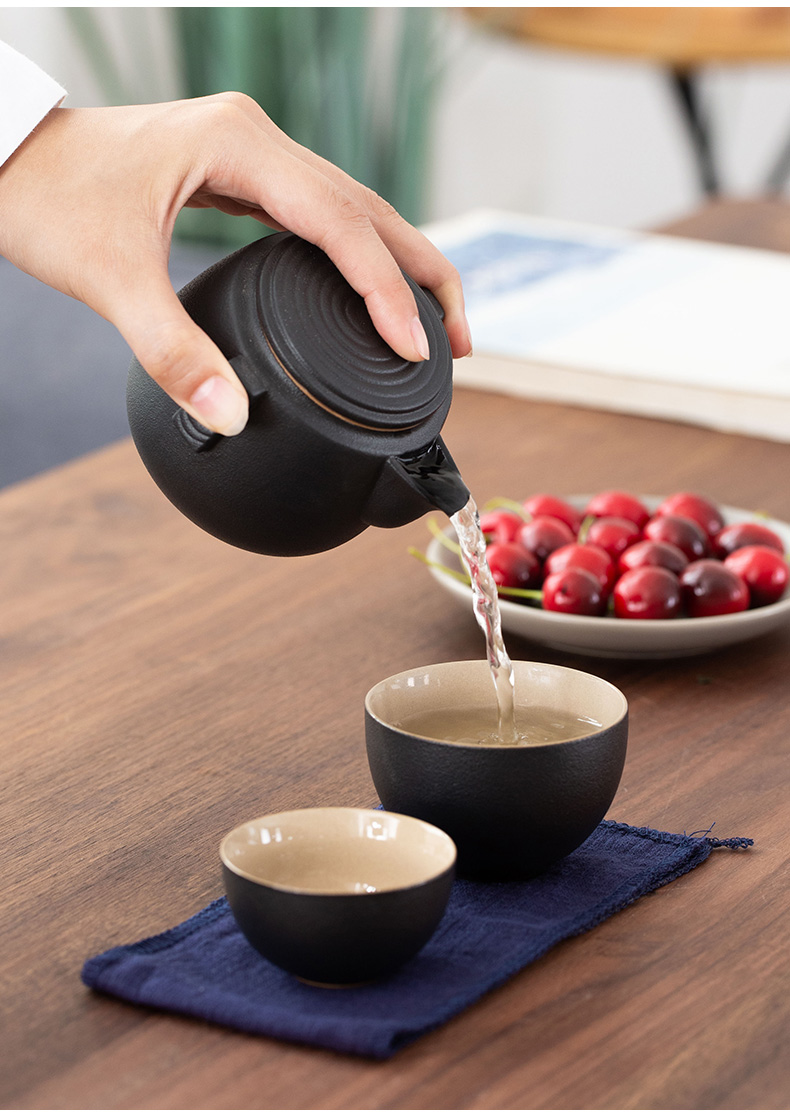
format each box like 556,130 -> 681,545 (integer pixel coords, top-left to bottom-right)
127,235 -> 466,556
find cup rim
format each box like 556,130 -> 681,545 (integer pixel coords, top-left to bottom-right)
364,659 -> 628,749
219,806 -> 457,896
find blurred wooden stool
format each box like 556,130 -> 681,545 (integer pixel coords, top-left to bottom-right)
464,7 -> 790,194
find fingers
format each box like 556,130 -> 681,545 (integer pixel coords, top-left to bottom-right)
201,94 -> 472,360
359,204 -> 473,360
278,165 -> 472,358
290,154 -> 473,358
109,264 -> 249,436
247,151 -> 433,363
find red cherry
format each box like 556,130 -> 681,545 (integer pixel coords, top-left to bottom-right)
485,541 -> 541,590
585,490 -> 650,530
617,539 -> 688,577
522,494 -> 582,535
542,568 -> 606,616
656,492 -> 725,543
723,546 -> 789,608
714,521 -> 785,558
680,560 -> 750,617
584,516 -> 642,561
479,509 -> 525,544
644,514 -> 708,561
544,542 -> 616,595
613,567 -> 682,620
516,515 -> 575,565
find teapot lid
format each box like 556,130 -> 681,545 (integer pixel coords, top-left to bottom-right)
256,235 -> 452,429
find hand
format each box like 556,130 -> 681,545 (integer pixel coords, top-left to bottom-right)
0,93 -> 471,435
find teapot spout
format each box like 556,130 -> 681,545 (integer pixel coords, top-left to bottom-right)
362,437 -> 470,529
398,437 -> 470,517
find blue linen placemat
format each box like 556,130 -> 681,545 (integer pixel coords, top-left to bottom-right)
81,820 -> 751,1059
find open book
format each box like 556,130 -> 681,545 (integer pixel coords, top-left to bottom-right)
422,210 -> 790,443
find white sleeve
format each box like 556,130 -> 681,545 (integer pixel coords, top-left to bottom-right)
0,41 -> 67,165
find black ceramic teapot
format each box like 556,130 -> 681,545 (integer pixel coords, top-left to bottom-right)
127,233 -> 469,556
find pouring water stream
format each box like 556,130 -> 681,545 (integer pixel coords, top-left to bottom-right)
451,496 -> 518,744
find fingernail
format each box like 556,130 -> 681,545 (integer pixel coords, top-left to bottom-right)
411,316 -> 431,361
189,376 -> 248,436
464,315 -> 474,357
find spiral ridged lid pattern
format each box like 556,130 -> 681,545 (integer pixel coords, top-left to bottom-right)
256,236 -> 452,429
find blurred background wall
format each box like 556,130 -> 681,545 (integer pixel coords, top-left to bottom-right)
3,5 -> 790,235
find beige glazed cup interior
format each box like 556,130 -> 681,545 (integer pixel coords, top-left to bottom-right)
365,660 -> 628,742
220,806 -> 457,896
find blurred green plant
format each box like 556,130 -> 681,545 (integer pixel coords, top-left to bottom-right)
67,6 -> 443,248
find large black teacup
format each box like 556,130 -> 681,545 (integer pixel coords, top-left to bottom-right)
365,660 -> 628,880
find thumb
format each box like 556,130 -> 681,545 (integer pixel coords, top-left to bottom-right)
111,269 -> 249,436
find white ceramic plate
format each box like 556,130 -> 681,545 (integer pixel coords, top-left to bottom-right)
424,498 -> 790,658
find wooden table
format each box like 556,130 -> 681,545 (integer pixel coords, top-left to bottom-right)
2,206 -> 789,1109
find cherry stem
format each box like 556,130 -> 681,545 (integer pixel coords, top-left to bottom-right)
408,546 -> 470,585
408,547 -> 544,602
481,496 -> 531,520
426,516 -> 463,557
578,514 -> 595,544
